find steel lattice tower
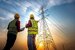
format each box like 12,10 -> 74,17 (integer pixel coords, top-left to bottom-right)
37,6 -> 57,50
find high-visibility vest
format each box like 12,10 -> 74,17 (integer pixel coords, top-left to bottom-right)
28,19 -> 38,34
8,19 -> 18,34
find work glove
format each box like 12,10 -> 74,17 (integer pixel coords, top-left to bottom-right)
20,27 -> 25,31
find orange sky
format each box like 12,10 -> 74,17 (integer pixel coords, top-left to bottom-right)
0,26 -> 71,50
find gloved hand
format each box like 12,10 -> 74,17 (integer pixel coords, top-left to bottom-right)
20,27 -> 25,31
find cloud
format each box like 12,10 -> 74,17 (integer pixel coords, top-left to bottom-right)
0,17 -> 5,20
48,0 -> 75,6
0,8 -> 14,20
44,0 -> 75,11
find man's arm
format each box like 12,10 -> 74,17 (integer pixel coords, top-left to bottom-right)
16,20 -> 20,32
7,23 -> 10,30
26,20 -> 32,28
7,21 -> 11,30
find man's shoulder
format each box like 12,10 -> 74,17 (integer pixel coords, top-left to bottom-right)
9,20 -> 14,24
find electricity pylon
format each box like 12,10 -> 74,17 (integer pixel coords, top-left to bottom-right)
37,6 -> 57,50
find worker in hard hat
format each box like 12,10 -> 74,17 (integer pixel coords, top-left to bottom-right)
3,13 -> 25,50
26,14 -> 38,50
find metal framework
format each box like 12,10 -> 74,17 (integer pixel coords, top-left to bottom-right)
37,6 -> 57,50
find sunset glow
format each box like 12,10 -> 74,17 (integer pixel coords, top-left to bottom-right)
0,0 -> 75,50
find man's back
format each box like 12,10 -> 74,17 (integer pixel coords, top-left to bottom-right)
8,19 -> 17,32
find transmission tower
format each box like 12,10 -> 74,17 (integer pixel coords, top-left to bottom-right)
37,6 -> 57,50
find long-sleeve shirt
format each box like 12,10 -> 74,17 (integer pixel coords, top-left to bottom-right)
26,20 -> 32,28
16,20 -> 20,32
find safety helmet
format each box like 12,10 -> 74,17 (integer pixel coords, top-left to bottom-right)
30,14 -> 34,19
14,13 -> 20,19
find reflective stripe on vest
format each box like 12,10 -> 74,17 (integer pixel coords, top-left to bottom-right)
28,19 -> 38,34
8,19 -> 18,34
